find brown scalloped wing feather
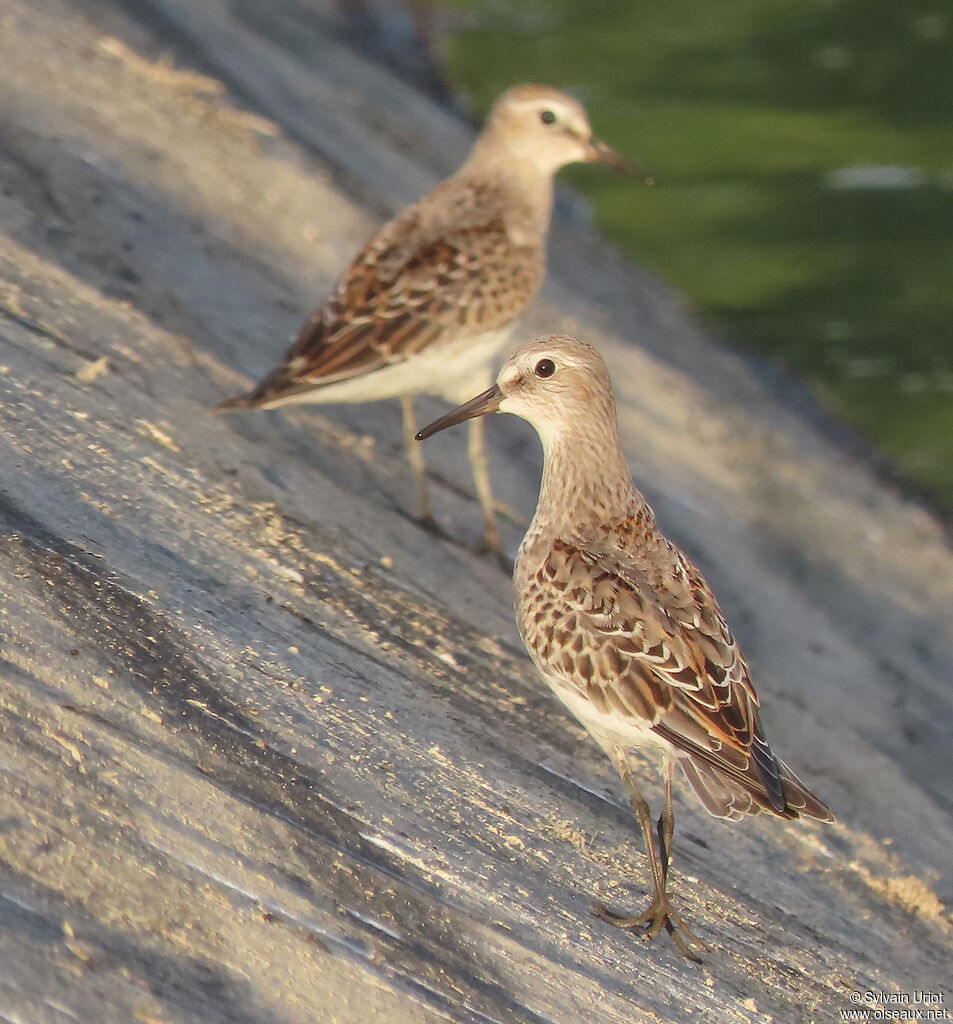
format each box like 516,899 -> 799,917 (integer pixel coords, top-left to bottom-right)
519,528 -> 824,818
230,184 -> 543,407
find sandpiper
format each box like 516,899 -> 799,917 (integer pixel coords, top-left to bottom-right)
417,335 -> 833,959
218,85 -> 647,553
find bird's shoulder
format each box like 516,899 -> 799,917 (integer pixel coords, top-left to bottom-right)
355,174 -> 536,283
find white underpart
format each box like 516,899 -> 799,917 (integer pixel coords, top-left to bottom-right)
268,326 -> 516,407
549,675 -> 672,758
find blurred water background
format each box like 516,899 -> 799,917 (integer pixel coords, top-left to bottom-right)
428,0 -> 953,507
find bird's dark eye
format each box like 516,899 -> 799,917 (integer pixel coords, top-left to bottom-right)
539,109 -> 557,126
535,358 -> 556,379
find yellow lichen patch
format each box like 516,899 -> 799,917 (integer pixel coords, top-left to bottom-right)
134,1010 -> 172,1024
97,35 -> 225,95
544,816 -> 603,864
853,863 -> 950,932
75,355 -> 109,383
271,562 -> 305,586
80,491 -> 114,517
49,731 -> 85,769
135,419 -> 181,452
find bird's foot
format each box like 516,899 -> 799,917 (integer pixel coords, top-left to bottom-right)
472,532 -> 511,572
417,514 -> 452,542
592,894 -> 706,962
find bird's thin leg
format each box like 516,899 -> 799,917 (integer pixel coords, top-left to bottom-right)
401,396 -> 438,530
592,748 -> 706,961
657,759 -> 675,886
467,415 -> 503,556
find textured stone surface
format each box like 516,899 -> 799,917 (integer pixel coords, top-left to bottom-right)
0,0 -> 950,1021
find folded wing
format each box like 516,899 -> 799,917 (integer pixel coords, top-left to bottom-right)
219,181 -> 542,409
520,531 -> 832,822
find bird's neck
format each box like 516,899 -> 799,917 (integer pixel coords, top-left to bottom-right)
532,422 -> 644,538
461,143 -> 556,245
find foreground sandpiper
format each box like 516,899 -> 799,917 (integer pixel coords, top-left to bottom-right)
217,85 -> 647,553
417,335 -> 833,958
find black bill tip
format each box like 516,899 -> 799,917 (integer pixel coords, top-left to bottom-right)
416,384 -> 503,441
587,137 -> 654,184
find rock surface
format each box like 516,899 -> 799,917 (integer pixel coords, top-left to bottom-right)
0,0 -> 950,1021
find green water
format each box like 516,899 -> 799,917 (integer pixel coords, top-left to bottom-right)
442,0 -> 953,505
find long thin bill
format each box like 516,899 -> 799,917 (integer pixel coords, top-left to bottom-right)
587,137 -> 655,185
416,384 -> 503,440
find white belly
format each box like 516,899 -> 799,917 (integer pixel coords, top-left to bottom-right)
276,326 -> 516,407
549,676 -> 672,758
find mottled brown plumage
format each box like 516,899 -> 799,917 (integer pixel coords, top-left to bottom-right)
218,85 -> 644,552
417,335 -> 833,958
230,179 -> 544,406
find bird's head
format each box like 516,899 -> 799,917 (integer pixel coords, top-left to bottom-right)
416,335 -> 617,449
476,84 -> 652,181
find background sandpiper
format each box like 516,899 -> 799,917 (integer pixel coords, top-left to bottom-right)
218,85 -> 646,553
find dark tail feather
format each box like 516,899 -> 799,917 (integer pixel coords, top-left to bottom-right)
679,752 -> 834,823
215,391 -> 255,412
214,372 -> 294,412
777,757 -> 835,822
214,364 -> 327,412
